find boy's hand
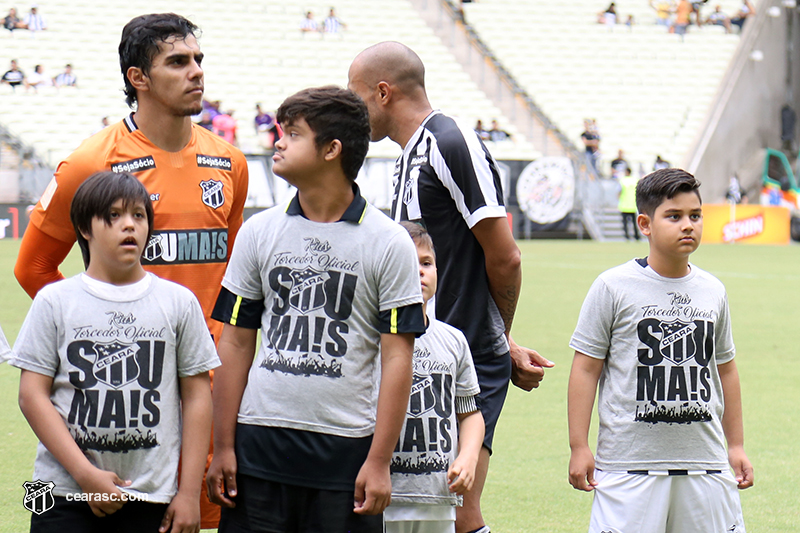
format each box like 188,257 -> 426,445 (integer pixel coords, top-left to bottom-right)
206,447 -> 238,508
159,491 -> 200,533
77,467 -> 131,516
353,457 -> 391,515
568,446 -> 597,492
509,336 -> 554,392
728,446 -> 754,489
447,454 -> 478,495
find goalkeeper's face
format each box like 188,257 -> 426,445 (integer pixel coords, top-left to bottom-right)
140,33 -> 205,117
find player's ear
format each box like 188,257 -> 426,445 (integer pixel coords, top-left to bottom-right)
323,139 -> 342,162
127,66 -> 148,92
376,81 -> 392,105
637,213 -> 651,236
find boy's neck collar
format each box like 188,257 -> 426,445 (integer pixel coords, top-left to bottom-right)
83,265 -> 148,286
637,256 -> 692,278
286,183 -> 367,223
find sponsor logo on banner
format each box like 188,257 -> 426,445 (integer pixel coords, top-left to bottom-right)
111,157 -> 156,174
723,215 -> 764,242
516,157 -> 575,224
22,480 -> 55,515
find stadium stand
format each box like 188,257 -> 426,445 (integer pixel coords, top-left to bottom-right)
461,0 -> 754,174
0,0 -> 538,177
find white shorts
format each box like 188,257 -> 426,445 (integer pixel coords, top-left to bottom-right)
589,470 -> 746,533
384,504 -> 455,533
385,521 -> 454,533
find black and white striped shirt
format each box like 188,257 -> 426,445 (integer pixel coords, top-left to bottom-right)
391,111 -> 509,358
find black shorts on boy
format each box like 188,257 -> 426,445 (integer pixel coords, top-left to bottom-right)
31,498 -> 168,533
219,474 -> 383,533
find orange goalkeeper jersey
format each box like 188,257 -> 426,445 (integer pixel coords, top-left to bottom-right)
30,113 -> 249,341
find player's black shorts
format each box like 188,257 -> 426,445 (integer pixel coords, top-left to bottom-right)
30,497 -> 168,533
474,350 -> 512,454
218,473 -> 384,533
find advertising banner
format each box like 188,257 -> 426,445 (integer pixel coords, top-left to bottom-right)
0,204 -> 33,239
702,204 -> 790,244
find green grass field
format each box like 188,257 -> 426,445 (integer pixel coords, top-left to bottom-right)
1,239 -> 798,532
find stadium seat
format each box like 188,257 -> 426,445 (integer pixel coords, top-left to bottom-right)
0,0 -> 539,177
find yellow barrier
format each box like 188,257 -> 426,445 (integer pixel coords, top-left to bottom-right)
701,204 -> 791,244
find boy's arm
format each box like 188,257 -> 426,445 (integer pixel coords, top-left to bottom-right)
159,372 -> 212,533
567,351 -> 604,492
18,370 -> 130,516
471,217 -> 554,392
447,409 -> 485,494
353,331 -> 414,516
719,359 -> 754,489
206,324 -> 257,508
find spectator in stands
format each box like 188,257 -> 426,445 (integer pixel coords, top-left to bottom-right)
705,5 -> 732,33
474,119 -> 490,141
53,64 -> 77,88
610,149 -> 629,178
725,175 -> 748,204
22,4 -> 46,33
92,116 -> 110,134
691,1 -> 707,25
3,7 -> 24,32
1,59 -> 25,91
323,7 -> 346,34
488,119 -> 512,142
618,167 -> 640,240
598,2 -> 617,27
581,119 -> 601,176
653,154 -> 671,170
730,0 -> 755,32
202,98 -> 222,120
198,110 -> 214,131
650,0 -> 674,27
625,14 -> 634,29
212,109 -> 237,145
25,64 -> 52,92
300,11 -> 319,33
674,0 -> 692,37
254,103 -> 279,149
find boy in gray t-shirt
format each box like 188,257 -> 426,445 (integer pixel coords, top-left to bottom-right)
11,171 -> 219,533
384,222 -> 484,533
207,86 -> 425,532
568,169 -> 753,533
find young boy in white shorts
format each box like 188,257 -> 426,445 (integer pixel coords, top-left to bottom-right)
568,168 -> 754,533
384,222 -> 485,533
11,171 -> 219,533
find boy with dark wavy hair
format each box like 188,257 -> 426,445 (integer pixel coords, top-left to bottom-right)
208,86 -> 425,532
